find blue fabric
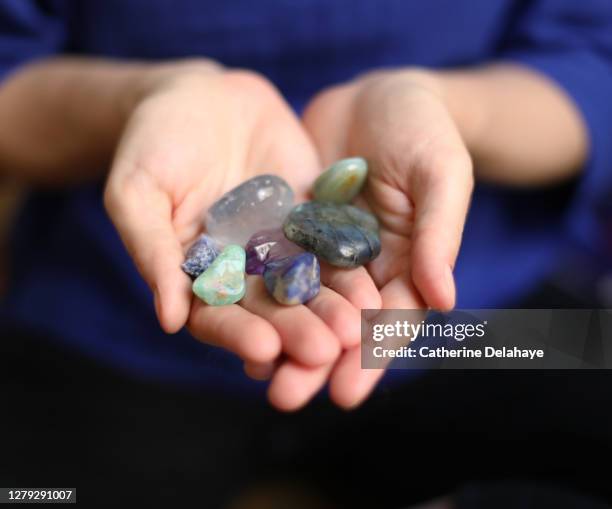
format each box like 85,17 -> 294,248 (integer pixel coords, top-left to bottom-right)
1,0 -> 612,392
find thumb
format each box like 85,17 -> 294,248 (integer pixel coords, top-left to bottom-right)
410,150 -> 473,311
104,175 -> 192,333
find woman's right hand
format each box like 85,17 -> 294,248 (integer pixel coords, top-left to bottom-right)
104,61 -> 381,410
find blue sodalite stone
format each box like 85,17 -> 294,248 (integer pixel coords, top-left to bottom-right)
181,234 -> 219,279
263,253 -> 320,305
283,202 -> 381,268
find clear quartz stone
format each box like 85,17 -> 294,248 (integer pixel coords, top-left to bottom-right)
206,175 -> 294,246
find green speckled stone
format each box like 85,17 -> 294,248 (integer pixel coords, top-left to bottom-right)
192,245 -> 246,306
313,157 -> 368,204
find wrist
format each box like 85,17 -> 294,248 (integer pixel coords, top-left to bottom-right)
353,67 -> 481,144
432,70 -> 490,157
362,67 -> 487,155
123,58 -> 224,117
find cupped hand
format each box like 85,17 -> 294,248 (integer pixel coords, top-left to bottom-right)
104,61 -> 380,410
302,69 -> 474,407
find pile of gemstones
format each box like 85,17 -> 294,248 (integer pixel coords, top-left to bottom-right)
181,157 -> 381,306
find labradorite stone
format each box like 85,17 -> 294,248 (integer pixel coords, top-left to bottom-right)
181,234 -> 219,279
263,253 -> 320,305
283,202 -> 381,268
192,245 -> 246,305
313,157 -> 368,204
206,175 -> 295,246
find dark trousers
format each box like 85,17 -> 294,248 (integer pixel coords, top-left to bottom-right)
1,324 -> 612,508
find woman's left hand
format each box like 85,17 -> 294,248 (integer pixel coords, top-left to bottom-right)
295,69 -> 474,408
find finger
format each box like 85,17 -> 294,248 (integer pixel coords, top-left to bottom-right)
319,263 -> 382,310
329,345 -> 384,410
411,150 -> 473,311
240,277 -> 341,367
188,300 -> 281,364
329,275 -> 423,409
104,178 -> 191,333
268,360 -> 333,412
244,360 -> 276,381
306,286 -> 361,349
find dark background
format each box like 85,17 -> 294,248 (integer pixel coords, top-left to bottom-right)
1,185 -> 612,508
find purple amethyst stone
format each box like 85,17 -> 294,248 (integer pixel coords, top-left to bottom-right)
181,234 -> 219,279
245,228 -> 303,275
263,253 -> 320,305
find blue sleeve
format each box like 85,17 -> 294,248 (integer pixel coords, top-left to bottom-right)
498,0 -> 612,244
0,0 -> 66,82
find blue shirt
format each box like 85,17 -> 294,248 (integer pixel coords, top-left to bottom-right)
1,0 -> 612,391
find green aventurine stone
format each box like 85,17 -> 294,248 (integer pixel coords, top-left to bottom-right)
192,245 -> 246,306
313,157 -> 368,204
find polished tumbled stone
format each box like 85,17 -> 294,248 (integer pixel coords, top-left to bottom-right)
206,175 -> 295,246
263,253 -> 320,305
192,245 -> 246,306
245,228 -> 304,275
283,202 -> 381,268
313,157 -> 368,204
181,234 -> 219,279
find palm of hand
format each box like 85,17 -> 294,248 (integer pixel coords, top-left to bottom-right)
107,68 -> 472,411
290,72 -> 475,407
106,68 -> 381,411
116,71 -> 319,244
304,72 -> 474,311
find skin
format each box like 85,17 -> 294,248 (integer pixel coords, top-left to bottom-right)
0,58 -> 587,411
